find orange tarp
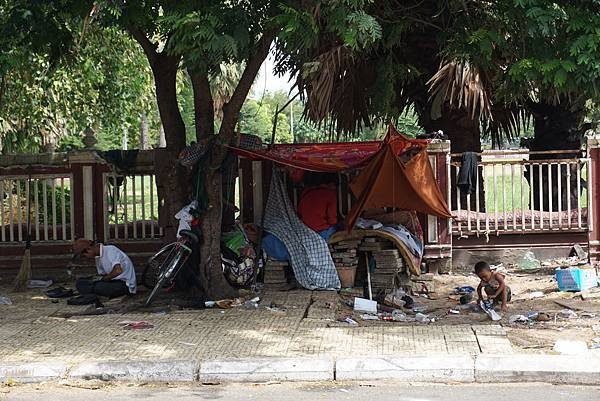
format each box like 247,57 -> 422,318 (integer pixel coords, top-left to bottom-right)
346,126 -> 452,231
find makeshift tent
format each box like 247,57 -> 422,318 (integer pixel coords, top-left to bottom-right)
228,125 -> 452,228
345,126 -> 452,231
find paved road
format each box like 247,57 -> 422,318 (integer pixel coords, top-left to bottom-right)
2,382 -> 599,401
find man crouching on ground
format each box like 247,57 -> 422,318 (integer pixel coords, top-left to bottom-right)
72,238 -> 137,298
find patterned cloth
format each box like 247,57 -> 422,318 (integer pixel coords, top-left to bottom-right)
263,170 -> 340,290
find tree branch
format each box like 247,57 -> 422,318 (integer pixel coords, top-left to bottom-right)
189,70 -> 215,140
219,28 -> 279,141
127,25 -> 158,65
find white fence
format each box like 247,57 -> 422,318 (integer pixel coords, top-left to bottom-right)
0,174 -> 74,243
451,150 -> 591,237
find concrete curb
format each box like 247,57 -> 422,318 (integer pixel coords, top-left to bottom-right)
0,362 -> 68,383
68,360 -> 198,382
336,356 -> 475,382
3,354 -> 600,384
199,357 -> 334,383
475,355 -> 600,385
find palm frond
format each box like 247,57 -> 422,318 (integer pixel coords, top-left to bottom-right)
209,63 -> 244,119
482,105 -> 531,147
427,60 -> 492,121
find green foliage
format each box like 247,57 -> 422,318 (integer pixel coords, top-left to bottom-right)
0,21 -> 160,153
238,97 -> 291,143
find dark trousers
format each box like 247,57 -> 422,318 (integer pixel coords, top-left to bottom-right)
76,278 -> 129,298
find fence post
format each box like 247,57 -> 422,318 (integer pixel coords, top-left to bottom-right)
423,140 -> 452,272
587,135 -> 600,264
69,128 -> 104,242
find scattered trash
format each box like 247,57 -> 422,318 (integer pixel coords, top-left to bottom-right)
360,314 -> 380,321
553,339 -> 588,355
480,300 -> 501,321
454,286 -> 475,295
591,337 -> 600,349
448,309 -> 460,315
231,297 -> 246,307
520,251 -> 541,270
581,312 -> 596,318
342,317 -> 358,326
353,297 -> 378,314
0,296 -> 12,305
178,341 -> 197,347
216,299 -> 234,309
534,312 -> 552,322
559,309 -> 578,319
119,321 -> 154,330
593,324 -> 600,334
384,290 -> 407,309
379,312 -> 394,321
527,291 -> 545,299
415,313 -> 431,324
509,314 -> 529,324
27,279 -> 53,289
392,310 -> 408,322
266,303 -> 287,315
244,297 -> 260,309
204,301 -> 216,308
412,304 -> 427,313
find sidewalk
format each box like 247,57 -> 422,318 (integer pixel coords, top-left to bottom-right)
1,282 -> 599,384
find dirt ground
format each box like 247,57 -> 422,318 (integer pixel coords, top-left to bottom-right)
333,266 -> 600,354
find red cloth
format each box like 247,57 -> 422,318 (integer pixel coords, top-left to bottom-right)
227,130 -> 428,172
297,185 -> 337,232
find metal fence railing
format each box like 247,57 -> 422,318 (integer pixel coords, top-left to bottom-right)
450,150 -> 590,237
0,174 -> 74,243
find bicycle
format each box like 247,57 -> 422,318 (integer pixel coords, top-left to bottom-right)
142,229 -> 200,307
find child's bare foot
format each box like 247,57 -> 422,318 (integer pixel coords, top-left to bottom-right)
501,305 -> 508,313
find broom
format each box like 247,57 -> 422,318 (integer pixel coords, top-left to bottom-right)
13,175 -> 32,292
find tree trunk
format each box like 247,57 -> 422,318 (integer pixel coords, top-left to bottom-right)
129,26 -> 188,241
526,99 -> 587,211
199,168 -> 238,299
189,71 -> 215,141
140,112 -> 149,150
196,30 -> 277,299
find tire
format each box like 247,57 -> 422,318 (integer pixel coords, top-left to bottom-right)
142,243 -> 177,289
144,249 -> 183,307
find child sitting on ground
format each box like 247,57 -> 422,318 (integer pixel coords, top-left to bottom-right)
475,261 -> 511,312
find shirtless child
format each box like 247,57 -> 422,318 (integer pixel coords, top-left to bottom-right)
475,261 -> 511,312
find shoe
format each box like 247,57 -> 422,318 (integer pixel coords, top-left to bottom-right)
45,287 -> 74,298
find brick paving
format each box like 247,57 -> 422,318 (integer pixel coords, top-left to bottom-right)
0,285 -> 513,364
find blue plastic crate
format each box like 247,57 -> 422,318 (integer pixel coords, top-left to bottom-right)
555,267 -> 598,292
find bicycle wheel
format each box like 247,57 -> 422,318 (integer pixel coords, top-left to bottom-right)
145,251 -> 183,307
142,243 -> 177,289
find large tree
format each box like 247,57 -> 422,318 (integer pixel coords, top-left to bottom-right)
93,0 -> 381,299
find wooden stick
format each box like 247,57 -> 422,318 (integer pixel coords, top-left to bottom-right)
365,253 -> 373,300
